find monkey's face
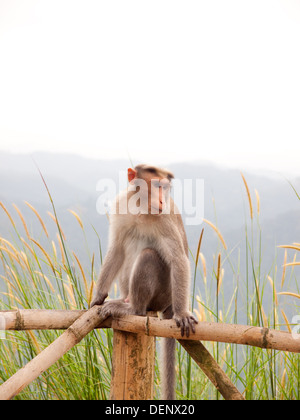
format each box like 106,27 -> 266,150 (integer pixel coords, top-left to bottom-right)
127,167 -> 172,216
145,175 -> 171,215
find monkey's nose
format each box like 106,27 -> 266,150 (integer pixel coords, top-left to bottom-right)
159,201 -> 165,213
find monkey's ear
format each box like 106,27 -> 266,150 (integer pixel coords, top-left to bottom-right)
128,168 -> 137,183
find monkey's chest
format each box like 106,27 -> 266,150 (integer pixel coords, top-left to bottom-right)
122,235 -> 153,271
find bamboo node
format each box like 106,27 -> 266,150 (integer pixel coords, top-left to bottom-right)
261,327 -> 270,349
15,310 -> 24,331
68,326 -> 83,344
146,316 -> 150,336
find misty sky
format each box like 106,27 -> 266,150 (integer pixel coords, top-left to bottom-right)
0,0 -> 300,175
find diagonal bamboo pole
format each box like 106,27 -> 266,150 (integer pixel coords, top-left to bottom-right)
179,340 -> 245,400
0,306 -> 107,400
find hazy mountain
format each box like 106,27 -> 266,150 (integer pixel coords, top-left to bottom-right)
1,149 -> 299,252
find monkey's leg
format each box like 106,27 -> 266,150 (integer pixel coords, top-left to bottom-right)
161,305 -> 176,400
128,248 -> 169,315
102,248 -> 164,318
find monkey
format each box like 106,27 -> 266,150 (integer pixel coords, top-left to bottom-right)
91,164 -> 198,400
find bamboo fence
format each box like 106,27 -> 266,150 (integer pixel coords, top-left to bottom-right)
0,308 -> 299,400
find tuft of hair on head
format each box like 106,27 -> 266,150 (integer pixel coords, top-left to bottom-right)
134,164 -> 174,181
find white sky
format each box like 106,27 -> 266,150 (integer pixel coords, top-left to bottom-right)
0,0 -> 300,175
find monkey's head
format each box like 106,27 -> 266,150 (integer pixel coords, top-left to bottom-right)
127,164 -> 174,215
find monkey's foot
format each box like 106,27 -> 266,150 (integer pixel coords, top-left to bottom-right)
100,300 -> 133,318
91,292 -> 108,307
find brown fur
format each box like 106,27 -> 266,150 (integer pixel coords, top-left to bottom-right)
134,164 -> 174,181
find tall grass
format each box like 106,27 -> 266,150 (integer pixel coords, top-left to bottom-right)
0,199 -> 116,400
176,174 -> 300,400
0,174 -> 299,400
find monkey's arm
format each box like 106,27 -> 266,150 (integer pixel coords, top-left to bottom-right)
164,223 -> 198,337
91,244 -> 125,307
171,255 -> 198,337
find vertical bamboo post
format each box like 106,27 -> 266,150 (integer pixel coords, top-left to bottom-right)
110,329 -> 156,400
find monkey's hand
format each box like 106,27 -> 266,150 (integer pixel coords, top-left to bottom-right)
91,292 -> 108,307
173,312 -> 198,338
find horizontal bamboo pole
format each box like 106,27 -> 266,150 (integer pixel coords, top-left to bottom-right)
0,306 -> 107,400
1,309 -> 300,353
1,309 -> 87,330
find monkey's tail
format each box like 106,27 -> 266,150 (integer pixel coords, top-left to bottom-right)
161,337 -> 176,400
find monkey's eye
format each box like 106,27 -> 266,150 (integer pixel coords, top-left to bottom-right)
151,181 -> 161,189
151,180 -> 171,191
